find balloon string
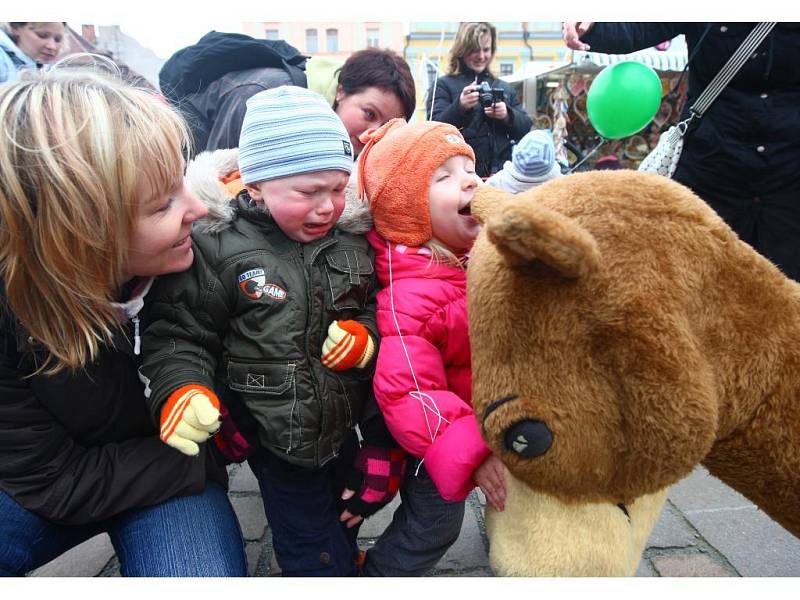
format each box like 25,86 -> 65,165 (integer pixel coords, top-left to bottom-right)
568,138 -> 605,173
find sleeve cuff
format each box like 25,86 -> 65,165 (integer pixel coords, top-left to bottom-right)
423,415 -> 492,501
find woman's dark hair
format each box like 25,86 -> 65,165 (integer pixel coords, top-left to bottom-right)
333,48 -> 416,120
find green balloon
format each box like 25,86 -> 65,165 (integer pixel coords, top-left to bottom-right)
586,61 -> 662,140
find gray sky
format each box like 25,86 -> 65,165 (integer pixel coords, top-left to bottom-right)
68,20 -> 245,60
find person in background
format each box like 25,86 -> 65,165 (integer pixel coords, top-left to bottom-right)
485,128 -> 563,191
563,22 -> 800,281
0,67 -> 247,577
332,47 -> 416,157
0,22 -> 64,83
159,31 -> 308,157
426,22 -> 532,178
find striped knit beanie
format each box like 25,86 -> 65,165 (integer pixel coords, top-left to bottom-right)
238,86 -> 353,184
356,118 -> 475,247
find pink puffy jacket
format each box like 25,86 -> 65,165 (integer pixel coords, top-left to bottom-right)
367,230 -> 491,501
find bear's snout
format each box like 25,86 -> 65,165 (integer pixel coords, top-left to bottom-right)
504,420 -> 553,458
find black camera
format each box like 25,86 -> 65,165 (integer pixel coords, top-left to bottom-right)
477,81 -> 505,108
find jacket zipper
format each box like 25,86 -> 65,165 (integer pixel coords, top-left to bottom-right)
132,315 -> 141,355
301,238 -> 338,462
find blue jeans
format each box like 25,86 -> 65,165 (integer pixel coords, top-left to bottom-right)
363,460 -> 465,576
247,433 -> 360,576
0,482 -> 247,577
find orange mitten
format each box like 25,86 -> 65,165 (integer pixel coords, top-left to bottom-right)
160,385 -> 221,456
321,320 -> 375,371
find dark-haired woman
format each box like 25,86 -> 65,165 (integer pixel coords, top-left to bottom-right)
333,47 -> 417,156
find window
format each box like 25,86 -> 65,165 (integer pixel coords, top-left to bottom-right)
366,28 -> 380,48
326,28 -> 338,53
264,29 -> 279,41
501,63 -> 514,76
305,29 -> 318,53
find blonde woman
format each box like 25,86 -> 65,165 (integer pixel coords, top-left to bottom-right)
0,22 -> 65,83
425,22 -> 532,178
0,68 -> 247,576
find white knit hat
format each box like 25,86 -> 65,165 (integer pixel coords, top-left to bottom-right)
238,86 -> 353,184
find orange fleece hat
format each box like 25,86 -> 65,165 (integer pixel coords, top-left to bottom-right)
357,118 -> 476,247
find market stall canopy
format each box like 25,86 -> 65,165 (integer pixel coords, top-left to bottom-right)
572,35 -> 688,73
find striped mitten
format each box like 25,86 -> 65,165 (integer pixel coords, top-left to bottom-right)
160,385 -> 221,456
321,320 -> 375,371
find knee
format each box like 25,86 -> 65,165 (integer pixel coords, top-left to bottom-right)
0,541 -> 31,576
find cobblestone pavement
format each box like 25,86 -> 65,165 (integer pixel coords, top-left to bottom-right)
29,465 -> 800,577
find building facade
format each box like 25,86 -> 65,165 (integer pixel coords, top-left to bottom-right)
241,22 -> 407,58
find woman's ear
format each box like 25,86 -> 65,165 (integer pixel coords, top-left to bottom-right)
334,84 -> 344,103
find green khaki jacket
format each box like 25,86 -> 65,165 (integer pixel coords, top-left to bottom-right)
140,195 -> 378,468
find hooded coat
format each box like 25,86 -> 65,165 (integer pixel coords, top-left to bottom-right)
367,229 -> 491,501
140,149 -> 388,469
0,28 -> 37,84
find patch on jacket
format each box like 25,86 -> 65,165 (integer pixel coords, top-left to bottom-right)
238,268 -> 287,301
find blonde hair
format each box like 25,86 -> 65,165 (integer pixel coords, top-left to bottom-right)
423,239 -> 467,270
0,65 -> 191,372
447,22 -> 497,77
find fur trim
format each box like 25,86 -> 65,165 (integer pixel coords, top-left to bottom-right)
338,174 -> 373,234
186,149 -> 240,234
186,148 -> 374,236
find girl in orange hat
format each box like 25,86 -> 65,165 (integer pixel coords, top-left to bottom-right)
354,118 -> 507,576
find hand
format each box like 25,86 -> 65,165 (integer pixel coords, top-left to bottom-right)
473,453 -> 507,511
562,21 -> 594,51
339,489 -> 365,529
484,100 -> 508,122
339,446 -> 407,526
459,83 -> 481,111
160,385 -> 221,456
322,320 -> 375,371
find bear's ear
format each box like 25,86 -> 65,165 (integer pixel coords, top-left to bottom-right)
471,185 -> 512,225
485,196 -> 600,278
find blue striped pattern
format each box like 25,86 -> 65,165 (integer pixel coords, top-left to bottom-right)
512,129 -> 556,178
238,86 -> 353,184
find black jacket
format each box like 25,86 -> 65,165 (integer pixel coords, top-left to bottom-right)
159,31 -> 308,158
582,22 -> 800,281
426,69 -> 532,177
0,286 -> 226,526
181,67 -> 295,156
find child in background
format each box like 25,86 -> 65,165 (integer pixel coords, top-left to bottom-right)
485,128 -> 563,191
354,119 -> 508,576
139,86 -> 405,577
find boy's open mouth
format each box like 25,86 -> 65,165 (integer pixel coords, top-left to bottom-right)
458,204 -> 472,216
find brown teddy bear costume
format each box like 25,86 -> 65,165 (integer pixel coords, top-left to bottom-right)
467,170 -> 800,576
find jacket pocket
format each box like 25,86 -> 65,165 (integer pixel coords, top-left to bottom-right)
323,248 -> 374,311
226,359 -> 302,451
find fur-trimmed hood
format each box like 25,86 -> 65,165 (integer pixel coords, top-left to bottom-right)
186,148 -> 373,235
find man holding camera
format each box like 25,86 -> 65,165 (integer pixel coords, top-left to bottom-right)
426,22 -> 532,178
